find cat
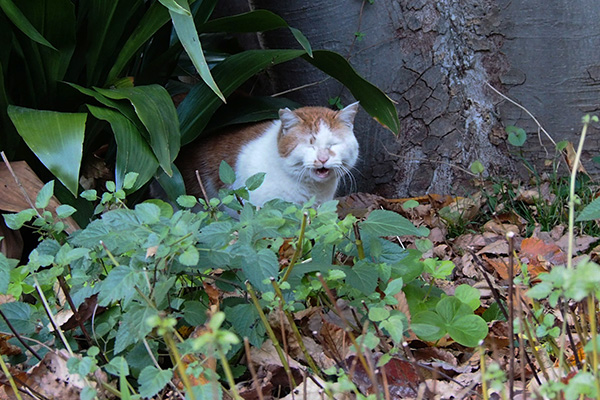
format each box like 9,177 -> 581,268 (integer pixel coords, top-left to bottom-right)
177,102 -> 360,208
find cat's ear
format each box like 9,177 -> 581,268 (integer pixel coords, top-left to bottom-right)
279,108 -> 300,132
337,101 -> 360,127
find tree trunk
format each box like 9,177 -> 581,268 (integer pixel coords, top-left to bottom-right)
218,0 -> 600,198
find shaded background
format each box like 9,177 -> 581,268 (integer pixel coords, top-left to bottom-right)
216,0 -> 600,198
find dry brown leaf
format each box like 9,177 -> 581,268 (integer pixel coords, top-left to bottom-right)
483,220 -> 520,236
520,237 -> 566,271
393,289 -> 411,323
482,255 -> 511,280
477,239 -> 509,256
0,161 -> 79,233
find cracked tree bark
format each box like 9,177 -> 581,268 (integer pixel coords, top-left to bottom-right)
216,0 -> 600,197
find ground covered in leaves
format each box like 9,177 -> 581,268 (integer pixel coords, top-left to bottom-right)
1,176 -> 599,400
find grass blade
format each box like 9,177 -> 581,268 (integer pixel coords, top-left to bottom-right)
168,0 -> 225,102
0,0 -> 56,50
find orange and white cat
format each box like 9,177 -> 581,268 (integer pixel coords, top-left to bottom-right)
178,102 -> 360,207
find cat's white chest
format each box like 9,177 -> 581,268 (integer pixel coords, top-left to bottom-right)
233,122 -> 336,206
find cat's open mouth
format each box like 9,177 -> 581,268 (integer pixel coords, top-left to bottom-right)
314,167 -> 331,179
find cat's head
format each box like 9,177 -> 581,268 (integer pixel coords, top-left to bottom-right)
277,102 -> 360,184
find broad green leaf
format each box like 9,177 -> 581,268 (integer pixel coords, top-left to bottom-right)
183,300 -> 208,325
179,49 -> 400,143
344,260 -> 378,295
436,296 -> 472,323
241,248 -> 279,292
225,303 -> 266,347
202,10 -> 312,56
454,284 -> 481,311
35,181 -> 54,209
138,366 -> 173,399
84,0 -> 143,85
154,166 -> 186,202
360,209 -> 428,237
98,265 -> 143,307
303,50 -> 400,134
106,1 -> 170,84
0,301 -> 36,334
0,0 -> 56,49
134,203 -> 161,225
446,314 -> 489,347
87,105 -> 158,191
177,195 -> 197,208
577,196 -> 600,221
159,0 -> 189,15
219,160 -> 236,185
168,0 -> 224,102
178,49 -> 306,144
95,85 -> 180,176
411,310 -> 445,342
384,277 -> 404,297
8,105 -> 86,195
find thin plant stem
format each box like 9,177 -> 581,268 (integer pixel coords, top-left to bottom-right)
0,353 -> 23,400
243,338 -> 265,400
217,346 -> 243,400
479,341 -> 488,400
246,282 -> 297,388
281,212 -> 308,283
587,295 -> 600,399
353,222 -> 365,260
164,332 -> 196,400
567,116 -> 591,270
316,273 -> 373,381
506,231 -> 515,400
270,278 -> 322,378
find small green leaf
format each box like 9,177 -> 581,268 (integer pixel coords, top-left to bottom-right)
401,199 -> 419,210
219,160 -> 236,185
368,307 -> 390,322
138,366 -> 173,399
380,314 -> 404,344
556,140 -> 569,152
470,160 -> 484,175
4,209 -> 37,230
454,285 -> 481,311
123,172 -> 139,191
245,172 -> 265,191
179,246 -> 199,266
56,204 -> 76,219
384,277 -> 404,297
35,181 -> 55,209
176,195 -> 197,208
81,189 -> 97,201
360,209 -> 427,237
506,125 -> 527,147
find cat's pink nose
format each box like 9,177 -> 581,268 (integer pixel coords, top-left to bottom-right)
317,150 -> 330,163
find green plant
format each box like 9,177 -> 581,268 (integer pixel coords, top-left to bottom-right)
1,0 -> 401,221
0,160 -> 496,396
